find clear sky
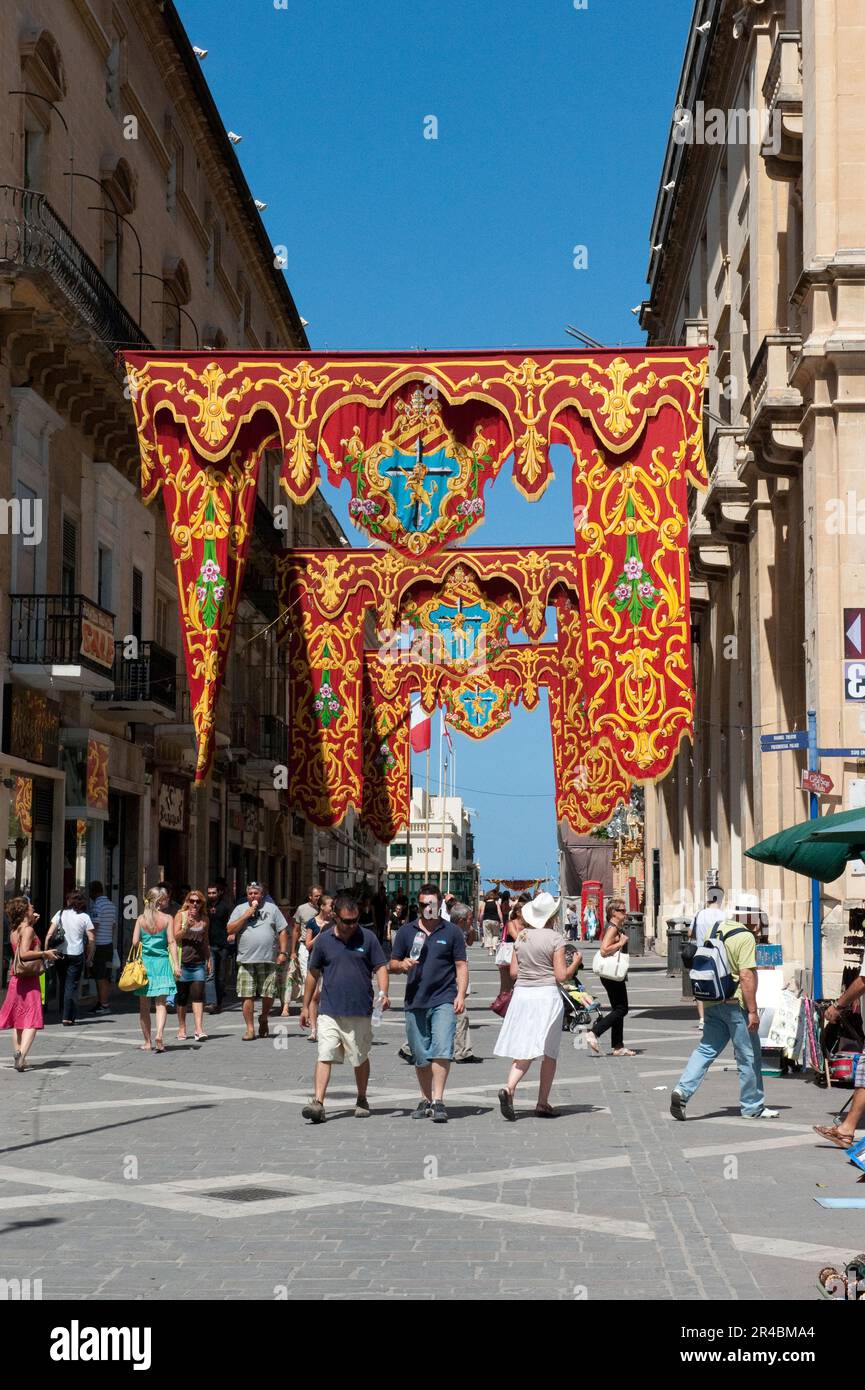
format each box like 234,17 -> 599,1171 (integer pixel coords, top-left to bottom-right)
176,0 -> 692,882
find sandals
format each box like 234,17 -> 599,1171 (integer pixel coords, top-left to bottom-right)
258,1017 -> 270,1039
613,1048 -> 637,1057
814,1124 -> 855,1149
498,1088 -> 516,1122
584,1032 -> 600,1056
535,1103 -> 559,1118
194,1033 -> 208,1042
242,1030 -> 255,1041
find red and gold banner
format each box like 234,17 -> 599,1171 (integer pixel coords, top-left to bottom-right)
143,415 -> 271,781
124,348 -> 708,817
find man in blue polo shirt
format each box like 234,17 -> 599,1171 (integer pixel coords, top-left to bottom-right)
300,893 -> 389,1124
390,882 -> 468,1124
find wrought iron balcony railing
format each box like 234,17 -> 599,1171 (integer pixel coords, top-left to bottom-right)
260,714 -> 288,766
10,594 -> 116,678
0,184 -> 150,352
93,641 -> 177,711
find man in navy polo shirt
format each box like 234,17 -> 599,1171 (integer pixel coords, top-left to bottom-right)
390,882 -> 468,1124
300,893 -> 389,1124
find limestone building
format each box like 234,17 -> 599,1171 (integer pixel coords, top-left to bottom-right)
640,0 -> 865,986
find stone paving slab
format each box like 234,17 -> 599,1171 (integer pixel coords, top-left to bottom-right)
0,950 -> 857,1300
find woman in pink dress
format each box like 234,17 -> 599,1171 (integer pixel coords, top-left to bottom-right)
0,897 -> 58,1071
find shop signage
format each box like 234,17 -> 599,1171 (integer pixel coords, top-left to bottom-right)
8,686 -> 60,765
242,799 -> 260,841
86,738 -> 109,812
801,769 -> 834,796
158,778 -> 187,832
80,602 -> 114,670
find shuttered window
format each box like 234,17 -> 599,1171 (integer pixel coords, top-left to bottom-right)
132,566 -> 143,640
61,517 -> 77,596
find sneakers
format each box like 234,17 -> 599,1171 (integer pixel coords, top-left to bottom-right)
92,1004 -> 111,1015
670,1090 -> 687,1121
301,1099 -> 326,1124
412,1100 -> 432,1120
398,1045 -> 415,1063
431,1100 -> 448,1124
354,1096 -> 371,1118
745,1107 -> 779,1119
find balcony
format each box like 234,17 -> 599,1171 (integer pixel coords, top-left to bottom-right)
701,428 -> 751,542
93,641 -> 177,722
760,33 -> 803,180
10,594 -> 116,691
153,677 -> 230,753
0,185 -> 149,354
744,334 -> 803,477
231,705 -> 288,775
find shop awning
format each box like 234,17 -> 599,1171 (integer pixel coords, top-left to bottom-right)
745,807 -> 865,883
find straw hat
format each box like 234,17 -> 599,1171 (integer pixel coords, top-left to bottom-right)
520,891 -> 561,929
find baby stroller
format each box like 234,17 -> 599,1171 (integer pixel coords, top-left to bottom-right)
559,943 -> 602,1033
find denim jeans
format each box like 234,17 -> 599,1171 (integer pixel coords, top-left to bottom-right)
205,947 -> 227,1007
676,1000 -> 765,1116
56,953 -> 85,1023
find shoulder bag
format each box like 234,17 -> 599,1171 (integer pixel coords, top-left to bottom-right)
592,947 -> 629,982
118,942 -> 148,992
12,936 -> 43,978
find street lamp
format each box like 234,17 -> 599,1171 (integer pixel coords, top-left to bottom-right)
59,169 -> 145,326
134,271 -> 200,349
9,90 -> 74,221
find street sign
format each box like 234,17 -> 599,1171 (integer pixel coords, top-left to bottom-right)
818,747 -> 865,758
801,769 -> 834,795
845,661 -> 865,702
845,608 -> 865,660
760,731 -> 809,751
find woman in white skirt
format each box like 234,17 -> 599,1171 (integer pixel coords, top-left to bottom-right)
495,891 -> 582,1119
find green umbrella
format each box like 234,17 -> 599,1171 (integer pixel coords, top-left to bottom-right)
745,806 -> 865,883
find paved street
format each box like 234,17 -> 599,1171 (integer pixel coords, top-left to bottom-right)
0,949 -> 857,1301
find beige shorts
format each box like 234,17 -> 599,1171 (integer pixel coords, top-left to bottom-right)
317,1014 -> 372,1067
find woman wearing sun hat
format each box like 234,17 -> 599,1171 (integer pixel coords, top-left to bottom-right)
493,891 -> 581,1119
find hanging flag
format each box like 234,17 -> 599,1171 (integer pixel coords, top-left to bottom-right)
410,694 -> 432,753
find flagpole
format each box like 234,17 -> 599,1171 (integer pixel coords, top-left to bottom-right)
424,738 -> 431,879
440,710 -> 448,897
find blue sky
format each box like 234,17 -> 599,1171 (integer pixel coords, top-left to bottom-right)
176,0 -> 692,881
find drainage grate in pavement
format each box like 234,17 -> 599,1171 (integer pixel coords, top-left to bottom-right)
206,1187 -> 291,1203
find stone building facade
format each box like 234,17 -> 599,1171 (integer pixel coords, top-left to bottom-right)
640,0 -> 865,988
0,0 -> 382,940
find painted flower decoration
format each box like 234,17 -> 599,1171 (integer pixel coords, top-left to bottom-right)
194,508 -> 227,631
610,497 -> 659,627
349,497 -> 381,519
456,498 -> 484,518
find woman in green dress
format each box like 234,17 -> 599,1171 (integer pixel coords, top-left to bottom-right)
133,887 -> 181,1052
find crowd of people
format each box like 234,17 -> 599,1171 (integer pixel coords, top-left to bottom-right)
1,877 -> 854,1139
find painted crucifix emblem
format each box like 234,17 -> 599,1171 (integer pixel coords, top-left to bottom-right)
429,594 -> 491,664
380,435 -> 459,533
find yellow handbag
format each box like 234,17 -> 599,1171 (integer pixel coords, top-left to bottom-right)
118,942 -> 148,992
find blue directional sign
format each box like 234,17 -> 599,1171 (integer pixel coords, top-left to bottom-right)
760,731 -> 809,752
817,747 -> 865,758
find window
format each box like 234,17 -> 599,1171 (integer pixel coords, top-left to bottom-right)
155,592 -> 171,650
23,125 -> 44,190
97,545 -> 113,611
131,566 -> 143,641
61,516 -> 78,596
390,843 -> 409,859
101,211 -> 119,294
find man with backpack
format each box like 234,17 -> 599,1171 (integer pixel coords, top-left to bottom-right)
670,898 -> 779,1121
689,886 -> 725,1033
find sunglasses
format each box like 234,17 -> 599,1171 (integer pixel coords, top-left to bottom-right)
188,898 -> 205,906
337,915 -> 359,926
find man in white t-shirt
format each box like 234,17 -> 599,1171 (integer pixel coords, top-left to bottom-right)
46,889 -> 95,1025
